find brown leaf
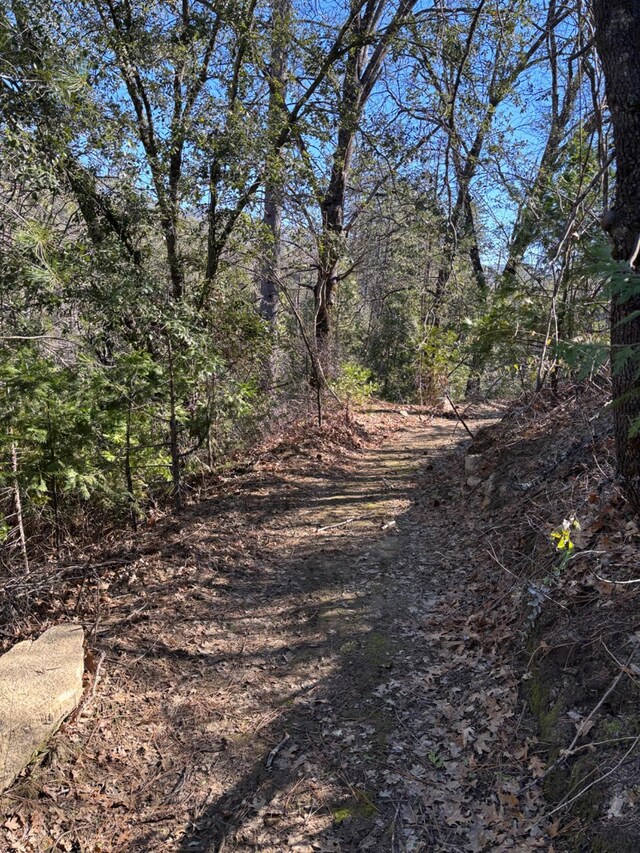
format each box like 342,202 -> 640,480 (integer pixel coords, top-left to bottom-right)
528,756 -> 546,778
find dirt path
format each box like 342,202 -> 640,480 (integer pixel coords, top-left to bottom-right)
3,407 -> 553,853
177,412 -> 468,852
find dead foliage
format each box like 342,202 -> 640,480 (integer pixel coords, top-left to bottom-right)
1,389 -> 636,852
457,378 -> 640,849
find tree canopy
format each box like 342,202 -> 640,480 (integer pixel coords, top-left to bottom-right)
2,0 -> 638,558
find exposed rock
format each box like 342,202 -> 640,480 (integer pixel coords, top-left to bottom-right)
466,475 -> 483,489
481,473 -> 496,505
464,454 -> 484,477
0,624 -> 84,792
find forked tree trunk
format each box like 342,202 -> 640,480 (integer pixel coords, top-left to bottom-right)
314,27 -> 360,358
313,0 -> 418,360
592,0 -> 640,513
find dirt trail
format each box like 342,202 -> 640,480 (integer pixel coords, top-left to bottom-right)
4,407 -> 549,853
173,409 -> 475,853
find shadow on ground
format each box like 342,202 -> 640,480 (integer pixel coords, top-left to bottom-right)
118,419 -> 470,852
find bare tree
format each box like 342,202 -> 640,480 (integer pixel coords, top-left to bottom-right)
314,0 -> 418,361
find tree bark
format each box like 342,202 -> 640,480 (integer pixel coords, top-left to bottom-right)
10,441 -> 29,575
258,0 -> 291,326
314,4 -> 362,355
592,0 -> 640,513
64,158 -> 142,265
314,0 -> 417,356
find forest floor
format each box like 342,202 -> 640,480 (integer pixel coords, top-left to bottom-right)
1,397 -> 630,852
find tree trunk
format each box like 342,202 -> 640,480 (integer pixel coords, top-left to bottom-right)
258,0 -> 291,326
432,114 -> 492,329
259,184 -> 283,324
167,339 -> 182,511
314,262 -> 338,366
10,441 -> 29,575
312,0 -> 418,355
162,215 -> 184,302
314,55 -> 359,354
316,168 -> 348,358
592,0 -> 640,513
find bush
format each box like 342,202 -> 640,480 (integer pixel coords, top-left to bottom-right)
332,362 -> 379,405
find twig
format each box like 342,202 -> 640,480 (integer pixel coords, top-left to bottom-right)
335,770 -> 379,814
90,651 -> 106,701
72,648 -> 107,728
535,645 -> 637,786
444,393 -> 474,439
560,661 -> 626,757
545,734 -> 640,818
594,572 -> 640,585
485,545 -> 569,611
316,514 -> 374,532
0,334 -> 81,343
390,804 -> 400,853
59,558 -> 132,573
555,735 -> 640,758
601,641 -> 639,685
265,732 -> 290,768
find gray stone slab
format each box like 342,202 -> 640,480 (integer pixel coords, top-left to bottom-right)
0,624 -> 84,792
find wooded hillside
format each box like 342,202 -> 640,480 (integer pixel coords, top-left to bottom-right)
2,1 -> 640,850
3,0 -> 635,556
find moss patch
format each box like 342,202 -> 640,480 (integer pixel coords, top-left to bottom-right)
332,792 -> 378,825
363,631 -> 391,667
526,662 -> 564,747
